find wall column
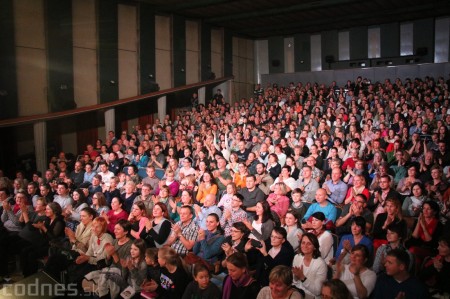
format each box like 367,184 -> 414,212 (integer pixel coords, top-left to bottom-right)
158,96 -> 166,123
34,121 -> 47,174
198,86 -> 206,106
105,108 -> 115,136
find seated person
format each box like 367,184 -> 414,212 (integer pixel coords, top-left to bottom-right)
419,234 -> 450,294
292,233 -> 328,298
334,244 -> 376,299
220,193 -> 248,237
335,217 -> 373,265
335,194 -> 373,236
373,249 -> 428,299
302,188 -> 337,228
257,265 -> 303,299
245,226 -> 295,287
373,222 -> 414,274
165,205 -> 199,256
193,213 -> 225,265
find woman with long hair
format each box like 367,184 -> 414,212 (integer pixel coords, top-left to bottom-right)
243,200 -> 275,242
64,188 -> 89,230
292,232 -> 327,298
91,192 -> 110,216
372,197 -> 406,252
406,200 -> 443,270
282,210 -> 304,252
222,252 -> 261,299
196,171 -> 218,204
129,201 -> 149,239
20,201 -> 65,277
267,182 -> 290,225
193,213 -> 225,264
140,202 -> 172,248
401,182 -> 428,217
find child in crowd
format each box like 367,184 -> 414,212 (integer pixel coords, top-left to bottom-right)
181,264 -> 221,299
289,188 -> 307,220
141,248 -> 161,299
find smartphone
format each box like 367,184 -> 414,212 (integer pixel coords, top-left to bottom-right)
250,239 -> 263,248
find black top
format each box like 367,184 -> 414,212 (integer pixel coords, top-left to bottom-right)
181,281 -> 221,299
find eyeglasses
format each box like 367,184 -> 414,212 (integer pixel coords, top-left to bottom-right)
230,229 -> 242,233
270,235 -> 283,240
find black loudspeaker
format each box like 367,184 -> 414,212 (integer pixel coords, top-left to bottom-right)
416,47 -> 428,56
325,55 -> 334,63
272,59 -> 280,67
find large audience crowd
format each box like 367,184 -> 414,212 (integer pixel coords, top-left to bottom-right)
1,74 -> 450,299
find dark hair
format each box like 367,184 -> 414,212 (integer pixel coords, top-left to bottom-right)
154,202 -> 170,219
81,206 -> 97,219
116,219 -> 132,234
193,263 -> 210,277
232,222 -> 250,236
410,182 -> 425,196
57,182 -> 69,189
299,232 -> 321,258
226,252 -> 248,269
351,216 -> 366,235
322,279 -> 353,299
73,188 -> 87,209
386,221 -> 406,240
386,248 -> 410,268
47,202 -> 63,217
132,239 -> 147,262
207,213 -> 224,234
351,244 -> 371,267
355,193 -> 367,203
439,234 -> 450,247
422,200 -> 440,219
255,200 -> 273,223
233,193 -> 244,202
272,226 -> 287,240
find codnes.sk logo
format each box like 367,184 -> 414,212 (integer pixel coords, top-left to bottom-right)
0,279 -> 96,297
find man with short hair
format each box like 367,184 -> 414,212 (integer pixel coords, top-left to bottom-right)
235,141 -> 251,162
322,168 -> 348,205
70,161 -> 85,188
166,205 -> 198,256
53,182 -> 73,210
98,161 -> 114,186
372,249 -> 428,299
213,157 -> 232,193
239,175 -> 266,219
220,193 -> 248,237
255,162 -> 274,195
141,166 -> 160,194
297,165 -> 320,208
27,182 -> 40,207
133,183 -> 154,216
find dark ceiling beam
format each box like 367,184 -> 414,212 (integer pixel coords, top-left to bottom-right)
206,0 -> 360,23
153,0 -> 236,12
239,1 -> 450,36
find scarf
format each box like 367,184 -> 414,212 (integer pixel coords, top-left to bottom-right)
222,272 -> 255,299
